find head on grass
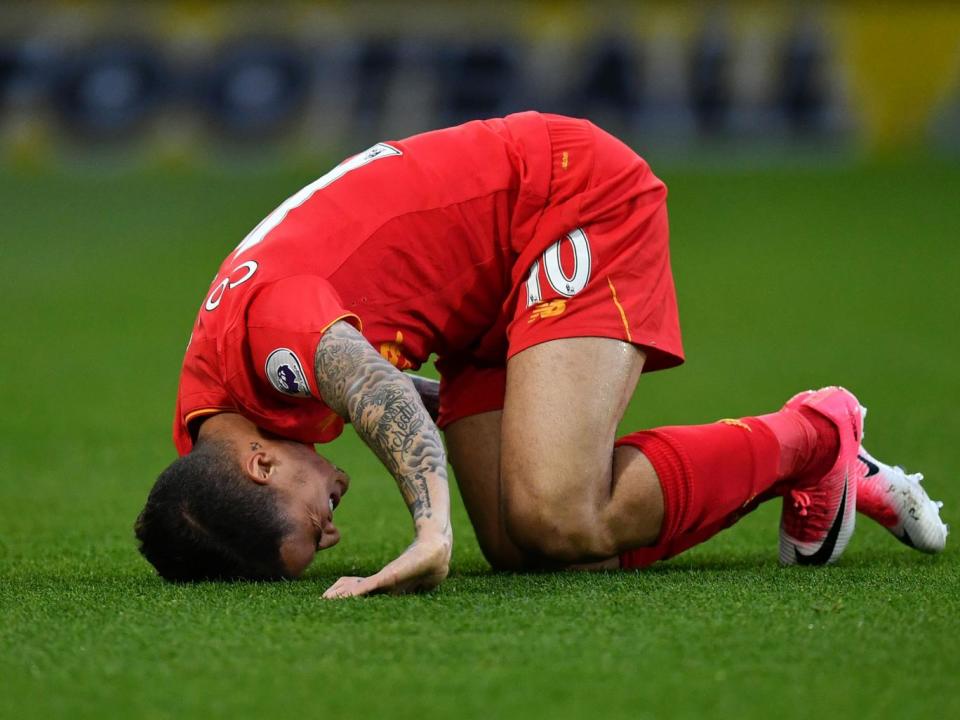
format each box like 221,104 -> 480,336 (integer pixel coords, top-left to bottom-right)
135,413 -> 349,581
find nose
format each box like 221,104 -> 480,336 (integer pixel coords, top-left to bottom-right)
337,469 -> 351,495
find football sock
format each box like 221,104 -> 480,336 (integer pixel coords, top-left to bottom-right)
755,407 -> 839,482
618,408 -> 839,569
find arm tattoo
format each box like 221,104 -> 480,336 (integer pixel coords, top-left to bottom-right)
315,322 -> 446,522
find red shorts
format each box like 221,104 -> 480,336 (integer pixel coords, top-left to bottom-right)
436,115 -> 684,429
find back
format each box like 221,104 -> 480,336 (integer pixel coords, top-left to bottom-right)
174,113 -> 551,453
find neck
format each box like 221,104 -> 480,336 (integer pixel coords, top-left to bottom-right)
197,412 -> 258,443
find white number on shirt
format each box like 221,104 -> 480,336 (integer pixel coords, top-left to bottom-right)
205,260 -> 258,311
232,143 -> 403,258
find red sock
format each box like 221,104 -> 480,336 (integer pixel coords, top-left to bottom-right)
617,410 -> 838,568
618,409 -> 838,569
619,515 -> 750,569
755,407 -> 839,482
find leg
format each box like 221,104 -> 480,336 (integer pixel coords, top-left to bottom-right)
502,339 -> 855,567
445,411 -> 532,570
448,379 -> 940,571
501,337 -> 666,561
446,410 -> 625,571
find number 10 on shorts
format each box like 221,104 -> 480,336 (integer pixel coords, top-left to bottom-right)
525,228 -> 592,307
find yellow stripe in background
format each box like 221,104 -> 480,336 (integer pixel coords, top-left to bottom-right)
832,4 -> 960,152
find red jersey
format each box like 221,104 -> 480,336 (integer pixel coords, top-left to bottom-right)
174,112 -> 683,454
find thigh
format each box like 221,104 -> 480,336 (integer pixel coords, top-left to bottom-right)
444,411 -> 530,570
501,337 -> 645,519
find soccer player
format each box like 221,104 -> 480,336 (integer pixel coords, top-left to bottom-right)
134,112 -> 947,595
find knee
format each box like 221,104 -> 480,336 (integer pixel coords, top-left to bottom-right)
479,543 -> 528,572
473,532 -> 529,572
502,475 -> 616,562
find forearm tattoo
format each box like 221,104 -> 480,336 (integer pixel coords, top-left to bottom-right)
315,322 -> 446,521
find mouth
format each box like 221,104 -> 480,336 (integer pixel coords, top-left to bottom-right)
324,469 -> 348,519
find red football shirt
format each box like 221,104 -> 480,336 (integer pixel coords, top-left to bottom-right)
174,113 -> 557,454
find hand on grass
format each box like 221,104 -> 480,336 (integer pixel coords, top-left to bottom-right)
323,531 -> 451,599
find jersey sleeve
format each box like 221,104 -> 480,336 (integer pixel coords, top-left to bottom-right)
221,275 -> 361,445
245,275 -> 361,400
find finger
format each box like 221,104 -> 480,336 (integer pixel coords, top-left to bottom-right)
333,574 -> 386,598
322,576 -> 365,599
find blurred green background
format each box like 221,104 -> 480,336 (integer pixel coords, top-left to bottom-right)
1,2 -> 959,719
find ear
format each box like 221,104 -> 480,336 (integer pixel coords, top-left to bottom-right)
243,447 -> 276,485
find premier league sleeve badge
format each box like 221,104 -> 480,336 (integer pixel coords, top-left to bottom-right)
264,348 -> 312,398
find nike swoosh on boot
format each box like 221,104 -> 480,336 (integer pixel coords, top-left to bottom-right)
795,474 -> 848,565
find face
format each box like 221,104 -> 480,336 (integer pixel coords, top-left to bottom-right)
256,441 -> 350,577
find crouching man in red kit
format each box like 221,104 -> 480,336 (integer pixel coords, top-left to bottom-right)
135,112 -> 947,596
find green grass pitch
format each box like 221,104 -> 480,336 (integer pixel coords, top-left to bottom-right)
1,157 -> 958,719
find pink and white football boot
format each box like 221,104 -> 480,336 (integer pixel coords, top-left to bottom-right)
857,446 -> 948,553
779,387 -> 865,565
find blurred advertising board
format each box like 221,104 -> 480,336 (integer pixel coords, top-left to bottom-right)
2,1 -> 958,165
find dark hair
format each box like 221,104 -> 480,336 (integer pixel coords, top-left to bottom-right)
135,439 -> 292,582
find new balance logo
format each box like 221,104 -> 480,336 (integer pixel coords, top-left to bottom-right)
528,299 -> 567,323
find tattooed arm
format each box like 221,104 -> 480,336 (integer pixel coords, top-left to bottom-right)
314,321 -> 451,597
